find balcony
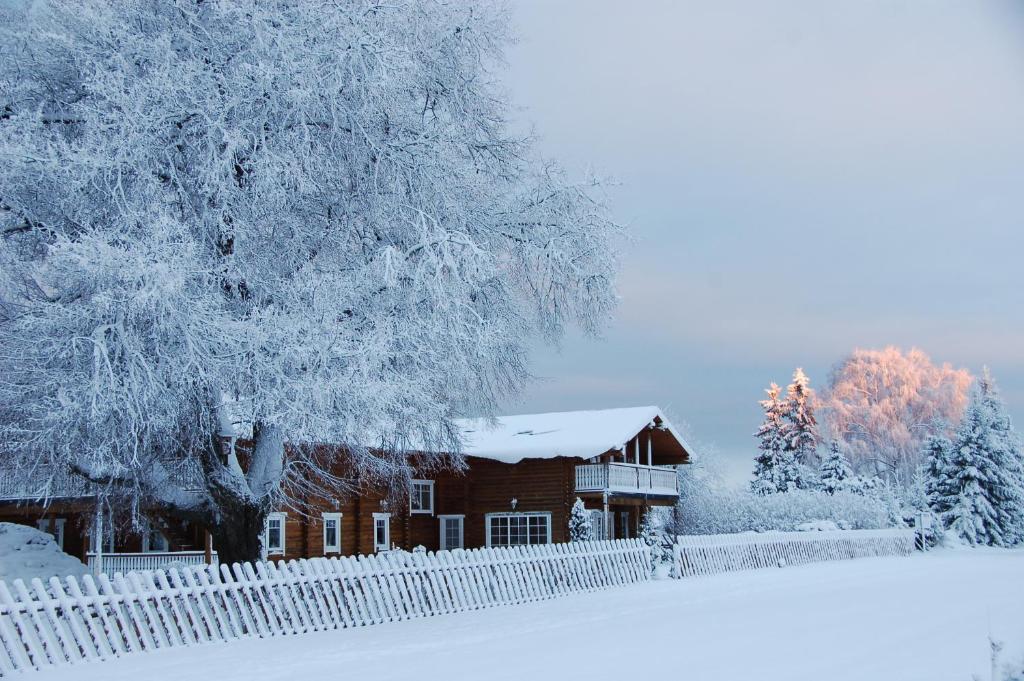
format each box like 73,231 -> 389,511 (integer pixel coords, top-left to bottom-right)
575,463 -> 679,498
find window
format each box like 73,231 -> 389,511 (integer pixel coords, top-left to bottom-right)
410,480 -> 434,515
322,512 -> 342,554
36,518 -> 66,550
485,512 -> 551,548
264,512 -> 287,556
142,522 -> 169,553
619,511 -> 631,540
438,515 -> 464,551
373,513 -> 391,552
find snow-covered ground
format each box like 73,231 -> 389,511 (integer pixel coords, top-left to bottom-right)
37,549 -> 1024,681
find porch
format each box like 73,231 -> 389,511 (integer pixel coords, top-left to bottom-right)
574,462 -> 679,498
86,551 -> 218,574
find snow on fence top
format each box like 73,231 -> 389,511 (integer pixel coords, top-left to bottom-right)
455,405 -> 692,463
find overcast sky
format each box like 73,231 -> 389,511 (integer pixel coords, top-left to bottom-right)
501,0 -> 1024,484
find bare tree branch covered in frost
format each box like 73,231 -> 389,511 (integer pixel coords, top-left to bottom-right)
819,347 -> 972,483
0,1 -> 621,562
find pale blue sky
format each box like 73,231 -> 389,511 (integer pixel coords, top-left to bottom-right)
503,0 -> 1024,483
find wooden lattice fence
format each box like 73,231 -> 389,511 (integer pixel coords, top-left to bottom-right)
0,539 -> 651,673
674,528 -> 916,577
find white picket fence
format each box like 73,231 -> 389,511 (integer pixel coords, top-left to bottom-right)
0,539 -> 650,674
674,528 -> 916,577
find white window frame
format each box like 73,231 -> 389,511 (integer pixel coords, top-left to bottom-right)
264,512 -> 287,556
36,518 -> 66,550
409,479 -> 435,515
484,512 -> 552,548
373,512 -> 391,552
142,521 -> 169,553
322,512 -> 342,555
438,515 -> 465,551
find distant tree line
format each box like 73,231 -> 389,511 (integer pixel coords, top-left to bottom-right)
749,348 -> 1024,546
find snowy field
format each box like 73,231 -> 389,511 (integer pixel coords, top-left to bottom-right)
35,549 -> 1024,681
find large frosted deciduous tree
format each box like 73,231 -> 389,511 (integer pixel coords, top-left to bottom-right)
0,2 -> 621,563
819,347 -> 972,482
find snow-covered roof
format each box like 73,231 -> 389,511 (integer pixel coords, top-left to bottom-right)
454,406 -> 692,465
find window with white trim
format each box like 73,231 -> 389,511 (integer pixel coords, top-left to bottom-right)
485,512 -> 551,548
438,515 -> 464,551
36,518 -> 66,550
264,512 -> 287,555
410,479 -> 434,515
373,513 -> 391,552
142,521 -> 169,552
322,512 -> 342,554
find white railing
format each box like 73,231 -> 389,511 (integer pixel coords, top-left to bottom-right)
86,552 -> 218,574
575,463 -> 679,496
0,538 -> 651,673
673,528 -> 916,578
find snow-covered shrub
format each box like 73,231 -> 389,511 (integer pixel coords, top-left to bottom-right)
0,522 -> 88,583
675,455 -> 893,535
796,520 -> 840,532
568,498 -> 594,542
678,488 -> 892,535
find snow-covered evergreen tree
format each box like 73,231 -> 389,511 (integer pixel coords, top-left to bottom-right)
639,508 -> 659,547
977,369 -> 1024,545
780,368 -> 820,472
820,440 -> 853,495
569,498 -> 594,542
923,432 -> 956,519
0,1 -> 620,563
947,390 -> 1003,546
751,383 -> 803,494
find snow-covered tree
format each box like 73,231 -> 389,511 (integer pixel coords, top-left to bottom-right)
639,508 -> 659,547
751,383 -> 803,494
780,368 -> 820,471
820,440 -> 853,495
923,433 -> 956,519
819,347 -> 972,482
947,390 -> 1004,546
976,369 -> 1024,545
0,2 -> 621,563
569,498 -> 594,542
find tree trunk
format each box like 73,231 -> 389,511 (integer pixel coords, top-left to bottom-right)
208,497 -> 267,566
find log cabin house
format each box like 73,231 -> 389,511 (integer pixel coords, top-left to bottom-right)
0,406 -> 692,573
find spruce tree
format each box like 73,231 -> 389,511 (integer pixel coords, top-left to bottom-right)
782,368 -> 819,464
780,367 -> 819,487
568,497 -> 594,542
948,391 -> 1003,545
977,369 -> 1024,545
923,433 -> 956,519
820,440 -> 853,495
751,383 -> 802,494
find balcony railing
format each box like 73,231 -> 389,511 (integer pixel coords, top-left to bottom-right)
86,551 -> 218,575
575,463 -> 679,497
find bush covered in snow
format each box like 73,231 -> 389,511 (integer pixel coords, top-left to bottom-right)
0,522 -> 88,583
677,488 -> 893,535
672,450 -> 894,535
